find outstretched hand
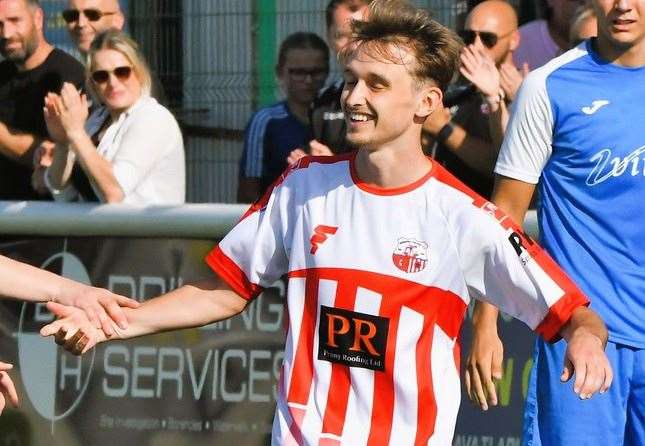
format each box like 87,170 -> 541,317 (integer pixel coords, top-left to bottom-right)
40,302 -> 110,355
53,283 -> 138,338
0,361 -> 19,415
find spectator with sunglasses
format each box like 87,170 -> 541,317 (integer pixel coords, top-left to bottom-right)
33,0 -> 168,199
41,29 -> 185,204
0,0 -> 85,200
62,0 -> 124,58
237,32 -> 329,203
423,0 -> 521,199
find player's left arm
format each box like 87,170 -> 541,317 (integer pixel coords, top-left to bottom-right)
452,195 -> 613,400
558,306 -> 612,399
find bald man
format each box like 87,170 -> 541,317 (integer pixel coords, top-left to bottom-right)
423,0 -> 520,199
63,0 -> 124,56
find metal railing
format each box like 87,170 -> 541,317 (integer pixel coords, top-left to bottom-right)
0,201 -> 539,239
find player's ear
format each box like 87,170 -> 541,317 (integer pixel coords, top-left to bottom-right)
415,84 -> 442,119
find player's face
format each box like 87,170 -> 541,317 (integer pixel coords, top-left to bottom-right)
592,0 -> 645,48
341,44 -> 433,150
327,3 -> 368,55
277,47 -> 329,107
0,0 -> 40,63
91,48 -> 142,114
65,0 -> 123,55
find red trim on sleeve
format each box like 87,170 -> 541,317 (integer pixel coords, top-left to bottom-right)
535,292 -> 590,342
205,245 -> 263,301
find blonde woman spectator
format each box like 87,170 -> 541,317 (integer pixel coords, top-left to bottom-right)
43,29 -> 185,204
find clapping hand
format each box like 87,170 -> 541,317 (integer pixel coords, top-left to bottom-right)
44,82 -> 90,144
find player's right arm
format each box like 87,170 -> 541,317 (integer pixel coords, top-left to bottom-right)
466,177 -> 535,410
40,276 -> 249,355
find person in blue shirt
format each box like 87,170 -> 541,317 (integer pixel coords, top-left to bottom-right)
466,0 -> 645,444
237,32 -> 329,203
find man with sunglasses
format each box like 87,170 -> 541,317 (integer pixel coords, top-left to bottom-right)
423,0 -> 520,199
62,0 -> 124,58
470,0 -> 645,444
0,0 -> 85,200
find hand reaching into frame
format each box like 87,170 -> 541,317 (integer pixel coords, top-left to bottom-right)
40,302 -> 112,356
0,362 -> 19,415
53,281 -> 139,338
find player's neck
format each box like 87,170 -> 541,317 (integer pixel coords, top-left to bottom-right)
594,35 -> 645,67
18,41 -> 53,72
354,139 -> 431,190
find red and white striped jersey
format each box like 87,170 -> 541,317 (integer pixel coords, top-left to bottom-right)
206,152 -> 588,446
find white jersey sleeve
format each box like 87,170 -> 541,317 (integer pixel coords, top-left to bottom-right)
443,190 -> 588,341
495,68 -> 554,184
206,169 -> 294,299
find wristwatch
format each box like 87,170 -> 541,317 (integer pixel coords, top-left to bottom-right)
436,121 -> 455,145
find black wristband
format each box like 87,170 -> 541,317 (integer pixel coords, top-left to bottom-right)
436,121 -> 455,144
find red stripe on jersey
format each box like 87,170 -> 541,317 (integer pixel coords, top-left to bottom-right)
287,273 -> 320,404
366,305 -> 400,446
536,292 -> 589,342
286,272 -> 321,441
415,321 -> 437,445
287,407 -> 306,446
320,280 -> 357,439
205,246 -> 263,300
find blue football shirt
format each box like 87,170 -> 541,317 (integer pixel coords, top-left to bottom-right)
496,40 -> 645,348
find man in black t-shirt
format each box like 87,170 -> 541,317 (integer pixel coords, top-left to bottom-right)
0,0 -> 85,200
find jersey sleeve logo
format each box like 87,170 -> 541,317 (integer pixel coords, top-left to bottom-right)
318,306 -> 389,371
392,238 -> 429,273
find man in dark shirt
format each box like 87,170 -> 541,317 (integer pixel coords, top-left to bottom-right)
0,0 -> 85,200
423,0 -> 521,199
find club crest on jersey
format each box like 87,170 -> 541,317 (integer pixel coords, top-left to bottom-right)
392,238 -> 428,273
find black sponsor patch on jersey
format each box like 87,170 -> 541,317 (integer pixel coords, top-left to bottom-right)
318,306 -> 389,371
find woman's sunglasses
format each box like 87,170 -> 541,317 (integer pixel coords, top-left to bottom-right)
458,29 -> 512,49
62,8 -> 117,24
91,66 -> 133,84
